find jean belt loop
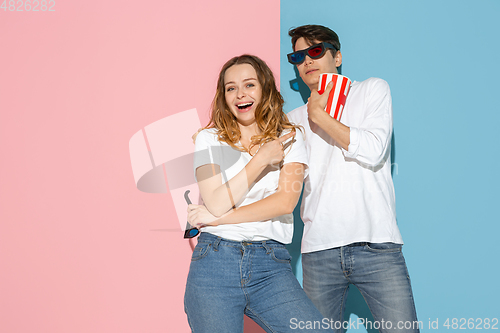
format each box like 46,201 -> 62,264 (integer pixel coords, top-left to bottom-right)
262,241 -> 271,254
213,237 -> 221,251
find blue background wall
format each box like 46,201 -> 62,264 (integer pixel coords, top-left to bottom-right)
281,0 -> 500,331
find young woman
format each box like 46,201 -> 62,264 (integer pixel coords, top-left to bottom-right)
184,55 -> 329,333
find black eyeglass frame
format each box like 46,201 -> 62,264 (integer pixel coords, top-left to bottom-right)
183,190 -> 200,239
287,42 -> 338,65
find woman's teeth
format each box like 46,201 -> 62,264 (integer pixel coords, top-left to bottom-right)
237,102 -> 253,110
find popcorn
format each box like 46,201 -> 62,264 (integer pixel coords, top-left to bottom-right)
318,73 -> 352,121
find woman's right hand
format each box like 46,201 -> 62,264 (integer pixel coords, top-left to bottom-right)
254,130 -> 296,166
187,204 -> 219,227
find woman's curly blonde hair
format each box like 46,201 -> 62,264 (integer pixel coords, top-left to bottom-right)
205,54 -> 300,153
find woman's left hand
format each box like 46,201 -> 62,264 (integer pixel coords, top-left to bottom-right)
187,204 -> 219,227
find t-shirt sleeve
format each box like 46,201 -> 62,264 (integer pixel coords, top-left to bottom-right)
193,129 -> 220,181
342,78 -> 393,166
193,129 -> 243,182
282,129 -> 309,179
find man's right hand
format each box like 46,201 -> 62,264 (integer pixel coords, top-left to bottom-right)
307,81 -> 334,123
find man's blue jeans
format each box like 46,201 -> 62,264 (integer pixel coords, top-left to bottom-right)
302,242 -> 420,333
184,232 -> 331,332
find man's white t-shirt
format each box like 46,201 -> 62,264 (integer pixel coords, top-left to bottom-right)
193,128 -> 308,244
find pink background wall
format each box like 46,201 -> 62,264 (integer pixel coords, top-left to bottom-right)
0,1 -> 279,332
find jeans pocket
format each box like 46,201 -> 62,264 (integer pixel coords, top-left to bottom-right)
365,242 -> 402,253
270,247 -> 292,263
191,242 -> 211,261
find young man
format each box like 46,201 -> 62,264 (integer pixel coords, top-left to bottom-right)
286,25 -> 420,333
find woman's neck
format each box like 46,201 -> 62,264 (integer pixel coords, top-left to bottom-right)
238,123 -> 260,152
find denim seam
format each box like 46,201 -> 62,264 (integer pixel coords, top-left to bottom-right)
403,257 -> 412,285
213,237 -> 221,251
270,248 -> 292,264
356,290 -> 378,331
354,289 -> 420,332
355,259 -> 420,333
209,243 -> 281,249
218,243 -> 242,249
190,243 -> 211,261
184,297 -> 197,332
240,249 -> 253,286
341,247 -> 352,278
262,240 -> 272,254
365,244 -> 402,253
349,254 -> 355,280
247,251 -> 253,284
339,285 -> 349,333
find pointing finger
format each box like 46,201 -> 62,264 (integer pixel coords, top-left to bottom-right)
278,130 -> 296,143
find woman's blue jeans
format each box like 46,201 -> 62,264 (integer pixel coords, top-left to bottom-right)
302,242 -> 420,333
184,232 -> 331,332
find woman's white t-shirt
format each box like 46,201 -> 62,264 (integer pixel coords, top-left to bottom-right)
193,128 -> 308,244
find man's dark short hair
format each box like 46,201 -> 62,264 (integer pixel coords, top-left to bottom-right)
288,25 -> 341,52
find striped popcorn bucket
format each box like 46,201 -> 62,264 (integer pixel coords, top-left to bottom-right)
318,73 -> 351,121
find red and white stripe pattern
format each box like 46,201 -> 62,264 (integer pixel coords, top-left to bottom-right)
318,73 -> 351,121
